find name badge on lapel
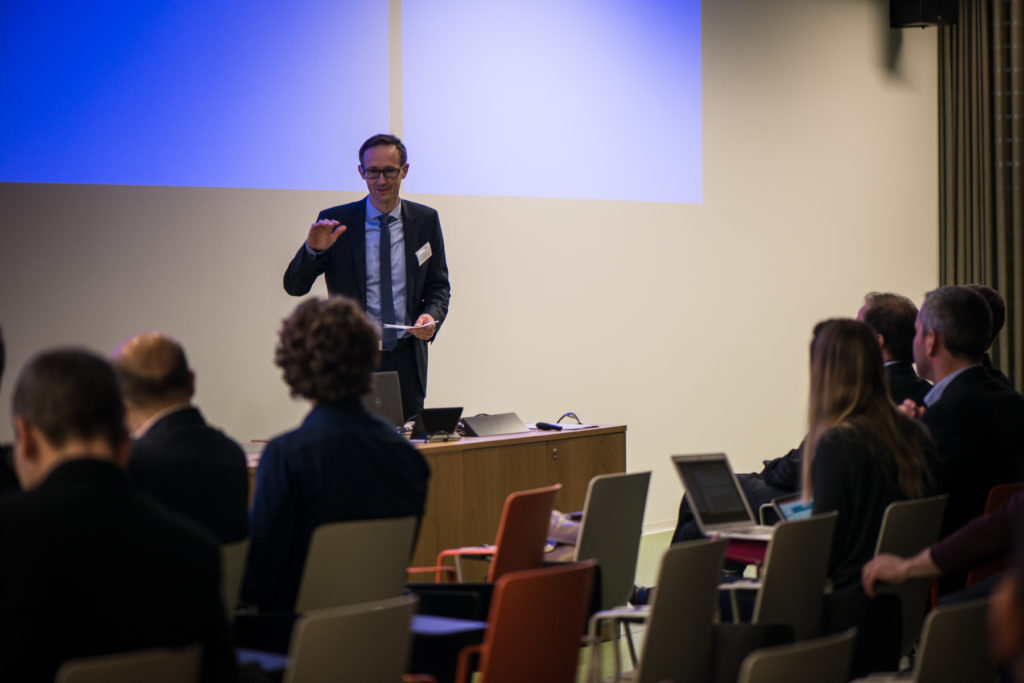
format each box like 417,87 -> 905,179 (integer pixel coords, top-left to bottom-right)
415,242 -> 432,266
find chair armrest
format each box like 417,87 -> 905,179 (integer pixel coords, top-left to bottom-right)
402,675 -> 437,683
716,579 -> 761,591
407,565 -> 458,582
455,643 -> 484,683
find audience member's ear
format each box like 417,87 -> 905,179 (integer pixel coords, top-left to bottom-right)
187,370 -> 196,399
12,415 -> 41,488
924,329 -> 938,357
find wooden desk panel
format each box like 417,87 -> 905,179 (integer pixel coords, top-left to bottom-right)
410,426 -> 626,572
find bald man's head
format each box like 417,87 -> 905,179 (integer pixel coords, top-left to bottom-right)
113,332 -> 193,410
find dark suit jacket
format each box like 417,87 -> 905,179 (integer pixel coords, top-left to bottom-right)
922,365 -> 1024,538
0,460 -> 236,683
242,396 -> 430,612
885,360 -> 932,406
283,197 -> 451,398
128,406 -> 249,543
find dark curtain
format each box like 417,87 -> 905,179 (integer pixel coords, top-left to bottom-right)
939,0 -> 1024,388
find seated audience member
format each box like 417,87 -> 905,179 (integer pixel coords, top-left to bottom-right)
242,297 -> 430,613
670,291 -> 931,546
965,283 -> 1012,385
862,490 -> 1024,600
909,286 -> 1024,548
113,332 -> 248,543
804,318 -> 941,591
0,349 -> 236,683
0,326 -> 19,494
857,291 -> 933,406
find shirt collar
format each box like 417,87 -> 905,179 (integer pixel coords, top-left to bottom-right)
133,402 -> 192,438
924,364 -> 981,407
366,197 -> 401,222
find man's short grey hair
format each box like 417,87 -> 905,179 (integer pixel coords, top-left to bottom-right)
918,285 -> 991,360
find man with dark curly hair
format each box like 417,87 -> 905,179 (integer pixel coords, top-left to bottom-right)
284,133 -> 451,421
241,297 -> 430,613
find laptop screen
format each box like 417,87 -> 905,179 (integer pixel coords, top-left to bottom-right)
673,455 -> 752,527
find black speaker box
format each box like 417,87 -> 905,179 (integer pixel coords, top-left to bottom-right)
891,0 -> 956,27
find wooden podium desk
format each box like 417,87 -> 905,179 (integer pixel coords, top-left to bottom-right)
411,425 -> 626,572
246,425 -> 626,575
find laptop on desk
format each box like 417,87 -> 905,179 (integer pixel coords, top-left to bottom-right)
362,371 -> 405,431
671,453 -> 776,541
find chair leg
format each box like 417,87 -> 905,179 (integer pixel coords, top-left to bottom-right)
622,620 -> 638,668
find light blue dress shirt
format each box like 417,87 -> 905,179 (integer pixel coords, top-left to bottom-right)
923,363 -> 980,407
364,200 -> 408,336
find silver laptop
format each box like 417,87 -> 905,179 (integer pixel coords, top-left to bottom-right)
362,371 -> 405,430
671,453 -> 776,541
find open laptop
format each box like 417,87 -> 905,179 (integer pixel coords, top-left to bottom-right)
411,407 -> 463,442
362,371 -> 405,430
771,492 -> 814,522
671,453 -> 776,541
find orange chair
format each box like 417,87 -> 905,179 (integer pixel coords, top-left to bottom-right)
454,560 -> 597,683
409,484 -> 561,582
965,481 -> 1024,586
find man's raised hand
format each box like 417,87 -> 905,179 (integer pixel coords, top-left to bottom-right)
307,219 -> 346,252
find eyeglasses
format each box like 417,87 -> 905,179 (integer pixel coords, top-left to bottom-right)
361,166 -> 403,180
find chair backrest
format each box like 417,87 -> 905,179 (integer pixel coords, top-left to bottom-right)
487,484 -> 561,582
753,511 -> 838,641
873,495 -> 948,655
471,560 -> 596,683
55,643 -> 201,683
220,538 -> 249,620
573,471 -> 651,609
912,598 -> 995,683
967,483 -> 1024,586
873,494 -> 948,556
294,516 -> 417,613
285,594 -> 418,683
736,628 -> 856,683
635,538 -> 728,683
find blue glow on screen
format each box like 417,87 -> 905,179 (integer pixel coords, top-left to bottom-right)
403,0 -> 702,204
0,1 -> 388,190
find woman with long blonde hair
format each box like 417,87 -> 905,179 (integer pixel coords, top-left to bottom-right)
803,318 -> 941,591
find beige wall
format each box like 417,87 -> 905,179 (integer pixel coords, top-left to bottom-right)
0,0 -> 937,530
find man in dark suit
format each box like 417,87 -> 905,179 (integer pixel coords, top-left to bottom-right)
0,349 -> 236,682
113,332 -> 248,543
909,286 -> 1024,546
242,297 -> 429,614
858,291 -> 933,406
284,133 -> 451,421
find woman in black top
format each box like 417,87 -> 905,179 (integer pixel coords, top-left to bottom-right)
802,318 -> 940,591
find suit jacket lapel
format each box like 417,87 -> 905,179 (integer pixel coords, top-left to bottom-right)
400,200 -> 419,320
352,199 -> 368,307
